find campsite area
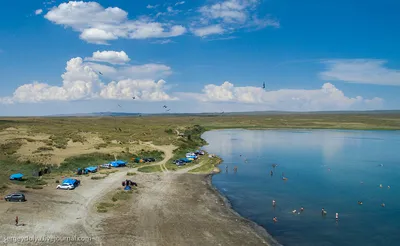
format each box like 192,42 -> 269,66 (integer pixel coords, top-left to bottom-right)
1,114 -> 400,245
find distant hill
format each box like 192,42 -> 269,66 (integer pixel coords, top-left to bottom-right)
47,110 -> 400,117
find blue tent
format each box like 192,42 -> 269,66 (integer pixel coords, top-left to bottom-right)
84,166 -> 98,173
62,178 -> 78,187
179,158 -> 192,163
9,173 -> 24,180
110,160 -> 127,167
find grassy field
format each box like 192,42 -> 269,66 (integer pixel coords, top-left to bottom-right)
1,113 -> 400,190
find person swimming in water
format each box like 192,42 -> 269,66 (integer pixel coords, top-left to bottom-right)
335,213 -> 339,221
272,200 -> 276,207
270,170 -> 273,176
321,208 -> 327,216
358,201 -> 363,205
381,203 -> 385,207
273,217 -> 278,223
300,207 -> 304,212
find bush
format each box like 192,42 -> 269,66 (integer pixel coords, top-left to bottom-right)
91,176 -> 106,180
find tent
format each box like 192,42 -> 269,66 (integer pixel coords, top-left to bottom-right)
179,158 -> 192,163
110,160 -> 127,167
9,173 -> 24,180
62,178 -> 79,187
84,166 -> 98,173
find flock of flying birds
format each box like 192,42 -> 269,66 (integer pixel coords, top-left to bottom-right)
95,70 -> 267,131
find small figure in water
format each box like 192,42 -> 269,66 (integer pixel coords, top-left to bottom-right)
381,203 -> 385,207
358,201 -> 363,205
273,217 -> 278,223
321,208 -> 327,216
233,166 -> 238,173
300,207 -> 304,212
379,184 -> 383,188
272,200 -> 276,207
292,209 -> 297,214
335,213 -> 339,221
225,165 -> 228,173
388,185 -> 391,189
270,170 -> 273,176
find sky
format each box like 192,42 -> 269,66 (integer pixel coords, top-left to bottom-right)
0,0 -> 400,116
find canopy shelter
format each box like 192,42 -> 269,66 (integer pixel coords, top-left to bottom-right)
9,173 -> 24,180
110,160 -> 127,167
84,166 -> 98,173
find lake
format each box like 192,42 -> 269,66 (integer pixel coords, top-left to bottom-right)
202,129 -> 400,246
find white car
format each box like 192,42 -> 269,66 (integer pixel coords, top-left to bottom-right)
56,183 -> 75,190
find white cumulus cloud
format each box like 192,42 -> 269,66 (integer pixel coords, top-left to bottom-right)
192,0 -> 279,37
35,9 -> 43,15
179,81 -> 383,111
84,50 -> 130,64
0,52 -> 176,104
44,1 -> 186,44
320,59 -> 400,86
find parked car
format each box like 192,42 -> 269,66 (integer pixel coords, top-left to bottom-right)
4,193 -> 26,202
56,183 -> 75,190
101,163 -> 112,169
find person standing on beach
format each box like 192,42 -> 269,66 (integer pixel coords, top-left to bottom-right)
15,216 -> 18,226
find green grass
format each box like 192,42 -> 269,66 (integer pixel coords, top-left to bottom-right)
189,155 -> 222,174
131,150 -> 164,160
91,175 -> 107,180
127,172 -> 136,176
112,190 -> 133,202
56,152 -> 132,174
96,202 -> 115,213
137,165 -> 163,173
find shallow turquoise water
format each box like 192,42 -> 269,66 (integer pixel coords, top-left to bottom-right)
202,129 -> 400,246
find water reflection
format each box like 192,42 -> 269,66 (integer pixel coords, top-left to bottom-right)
203,129 -> 400,246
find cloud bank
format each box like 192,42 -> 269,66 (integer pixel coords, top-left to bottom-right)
0,50 -> 384,111
178,81 -> 383,111
1,51 -> 176,104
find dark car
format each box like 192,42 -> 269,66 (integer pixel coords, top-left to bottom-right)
147,158 -> 156,162
4,193 -> 26,202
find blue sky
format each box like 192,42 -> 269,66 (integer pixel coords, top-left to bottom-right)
0,0 -> 399,116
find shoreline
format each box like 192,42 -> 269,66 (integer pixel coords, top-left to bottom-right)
204,173 -> 282,246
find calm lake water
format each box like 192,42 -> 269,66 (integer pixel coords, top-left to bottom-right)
202,129 -> 400,246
